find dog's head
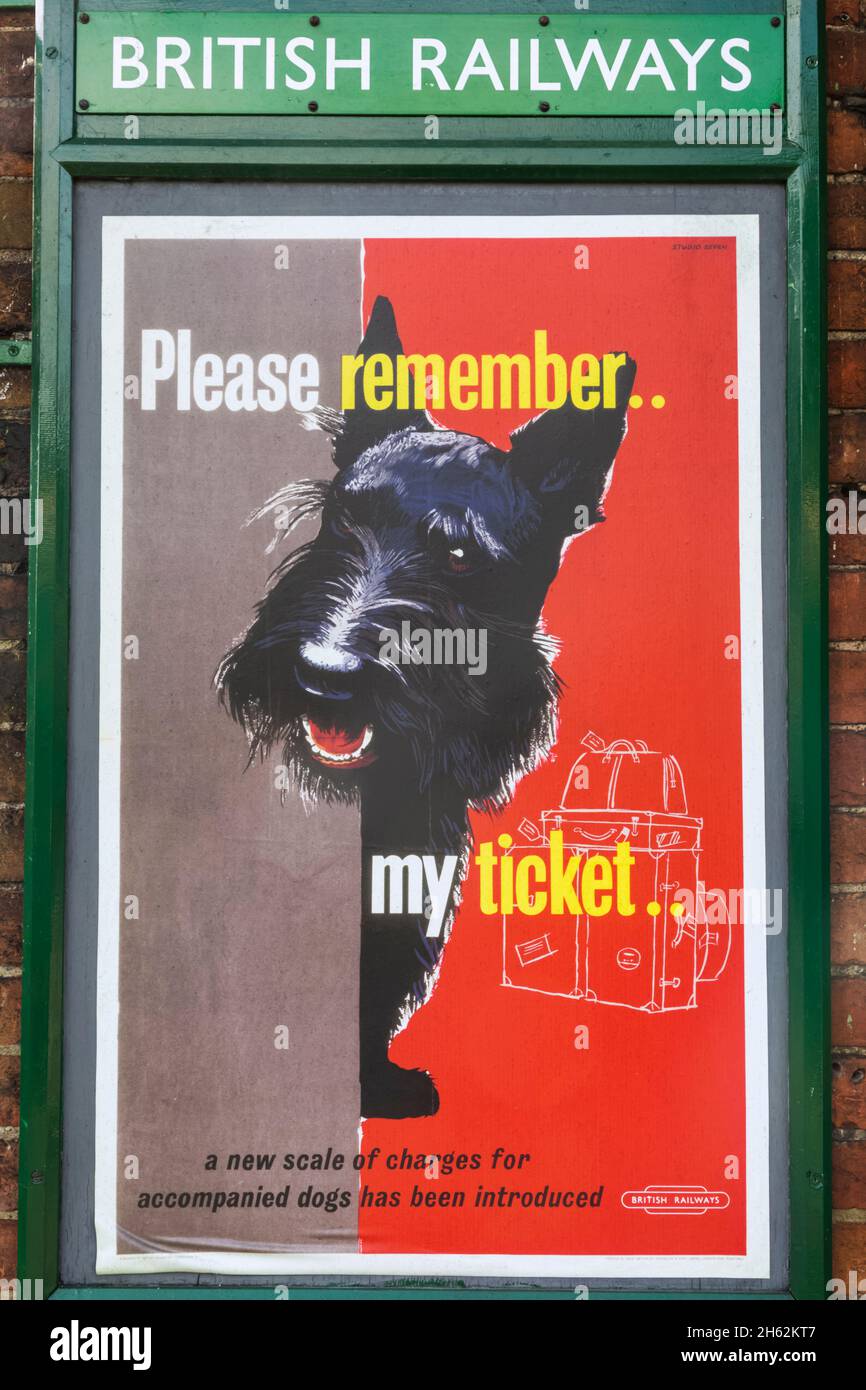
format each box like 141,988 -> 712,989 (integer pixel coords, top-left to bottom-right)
218,297 -> 635,809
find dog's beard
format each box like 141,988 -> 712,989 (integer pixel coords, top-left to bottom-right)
216,516 -> 562,810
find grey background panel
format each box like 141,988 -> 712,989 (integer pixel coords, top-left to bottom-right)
63,181 -> 786,1291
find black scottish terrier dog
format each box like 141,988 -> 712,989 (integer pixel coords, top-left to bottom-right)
218,297 -> 635,1120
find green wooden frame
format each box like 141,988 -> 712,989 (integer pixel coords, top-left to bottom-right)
16,0 -> 829,1301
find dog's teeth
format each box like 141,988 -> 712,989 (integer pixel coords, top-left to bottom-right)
301,717 -> 373,764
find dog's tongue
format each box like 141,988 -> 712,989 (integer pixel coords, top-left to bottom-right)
307,719 -> 368,757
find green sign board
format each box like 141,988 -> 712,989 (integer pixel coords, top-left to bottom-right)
75,11 -> 785,117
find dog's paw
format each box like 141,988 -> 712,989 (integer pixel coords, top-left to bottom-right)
361,1062 -> 440,1120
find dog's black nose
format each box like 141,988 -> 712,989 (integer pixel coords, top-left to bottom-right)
296,641 -> 360,701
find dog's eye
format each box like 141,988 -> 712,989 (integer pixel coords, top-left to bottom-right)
446,544 -> 474,574
427,528 -> 482,576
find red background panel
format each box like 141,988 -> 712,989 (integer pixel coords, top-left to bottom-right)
359,235 -> 746,1257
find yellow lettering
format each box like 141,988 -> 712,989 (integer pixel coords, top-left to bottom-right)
474,840 -> 498,915
534,330 -> 568,409
340,353 -> 364,410
613,840 -> 636,916
570,353 -> 600,410
363,353 -> 393,409
480,353 -> 531,410
602,352 -> 628,408
398,353 -> 446,410
515,856 -> 547,914
449,353 -> 479,411
582,854 -> 613,916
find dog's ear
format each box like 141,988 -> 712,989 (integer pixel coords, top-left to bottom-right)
329,295 -> 430,470
507,353 -> 636,528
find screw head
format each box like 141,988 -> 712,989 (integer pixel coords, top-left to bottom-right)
79,11 -> 90,22
539,101 -> 550,113
539,15 -> 550,25
7,345 -> 19,357
806,54 -> 818,68
309,14 -> 320,24
78,98 -> 90,110
770,102 -> 781,112
771,15 -> 781,25
45,46 -> 58,59
308,100 -> 318,112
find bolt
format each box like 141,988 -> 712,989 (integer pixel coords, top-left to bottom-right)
539,101 -> 550,113
539,15 -> 550,25
45,47 -> 58,59
806,55 -> 818,68
309,14 -> 320,25
807,1170 -> 823,1190
308,100 -> 318,112
771,15 -> 781,26
7,345 -> 19,357
78,98 -> 90,110
79,11 -> 90,22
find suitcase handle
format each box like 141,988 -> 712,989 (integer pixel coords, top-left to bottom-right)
602,739 -> 650,763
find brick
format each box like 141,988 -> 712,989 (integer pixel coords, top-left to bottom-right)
832,730 -> 866,804
831,810 -> 866,883
0,1220 -> 15,1283
0,1138 -> 16,1213
829,337 -> 866,408
830,648 -> 866,722
833,977 -> 866,1048
829,258 -> 866,329
826,7 -> 862,26
0,577 -> 26,645
830,568 -> 866,639
0,1054 -> 18,1131
0,884 -> 21,971
0,13 -> 33,31
0,976 -> 19,1047
0,807 -> 24,882
0,29 -> 34,102
0,256 -> 30,335
834,1142 -> 866,1210
834,1054 -> 866,1129
828,106 -> 866,174
0,734 -> 25,805
829,507 -> 866,563
0,367 -> 30,415
832,893 -> 866,963
0,107 -> 33,179
832,1221 -> 866,1285
0,181 -> 31,251
0,652 -> 25,725
0,420 -> 28,493
829,29 -> 866,98
829,414 -> 866,484
828,181 -> 866,251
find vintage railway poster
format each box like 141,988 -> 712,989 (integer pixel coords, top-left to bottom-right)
94,214 -> 769,1278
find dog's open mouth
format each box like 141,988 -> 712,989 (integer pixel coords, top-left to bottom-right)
302,716 -> 376,768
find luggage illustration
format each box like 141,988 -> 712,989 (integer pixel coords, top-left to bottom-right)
502,732 -> 731,1013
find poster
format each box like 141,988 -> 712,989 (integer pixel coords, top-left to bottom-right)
95,213 -> 769,1278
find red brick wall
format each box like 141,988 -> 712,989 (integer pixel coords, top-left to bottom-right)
828,2 -> 866,1289
0,3 -> 31,1284
0,6 -> 863,1293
